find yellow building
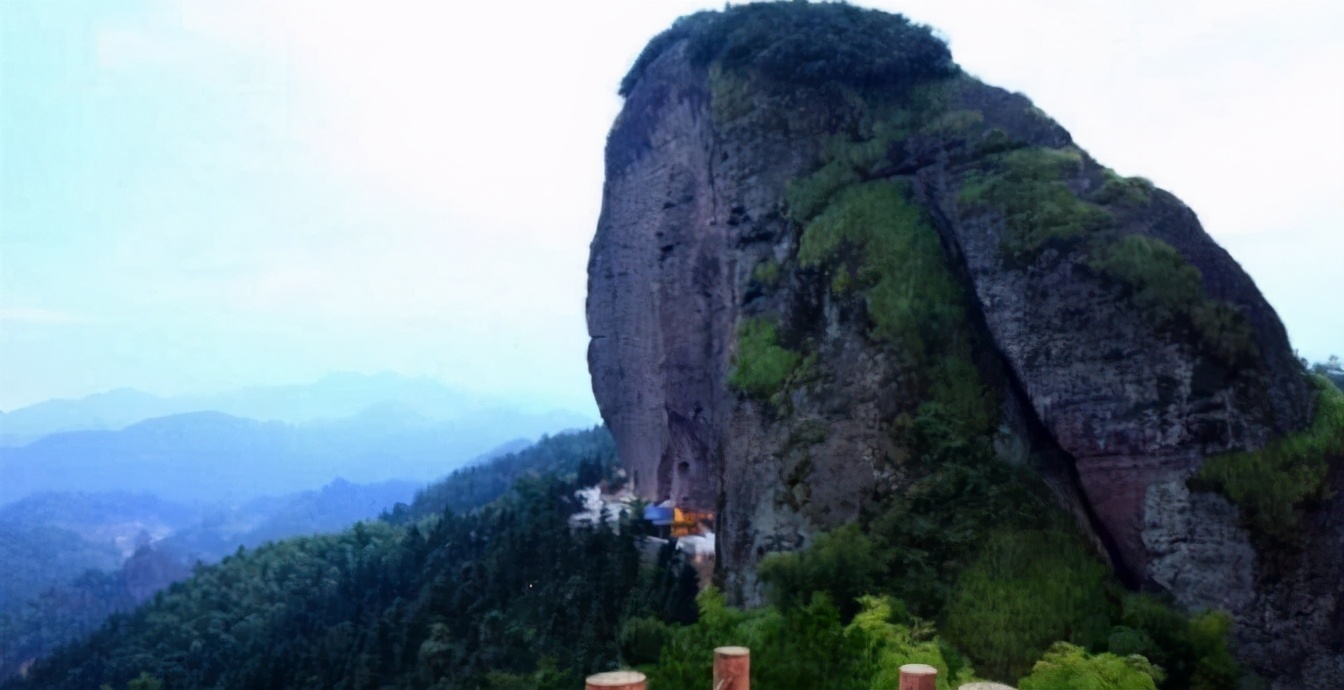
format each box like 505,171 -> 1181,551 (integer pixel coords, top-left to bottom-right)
671,508 -> 713,537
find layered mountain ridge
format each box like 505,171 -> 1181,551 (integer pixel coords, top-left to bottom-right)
0,372 -> 592,447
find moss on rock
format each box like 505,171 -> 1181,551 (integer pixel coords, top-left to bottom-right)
1086,234 -> 1258,366
729,318 -> 802,400
751,258 -> 782,288
797,177 -> 969,368
1092,169 -> 1154,207
1191,375 -> 1344,544
957,147 -> 1113,265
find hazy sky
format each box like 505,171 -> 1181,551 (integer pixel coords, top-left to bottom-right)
2,0 -> 1341,413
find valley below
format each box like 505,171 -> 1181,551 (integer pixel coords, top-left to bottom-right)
0,373 -> 594,680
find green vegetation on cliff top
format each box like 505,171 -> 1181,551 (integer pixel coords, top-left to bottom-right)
620,2 -> 956,97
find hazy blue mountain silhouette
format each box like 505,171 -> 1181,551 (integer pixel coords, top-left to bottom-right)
0,490 -> 198,534
159,477 -> 420,561
0,372 -> 593,445
0,389 -> 174,445
0,406 -> 588,505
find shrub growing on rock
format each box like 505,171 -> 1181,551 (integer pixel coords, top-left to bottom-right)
620,2 -> 957,97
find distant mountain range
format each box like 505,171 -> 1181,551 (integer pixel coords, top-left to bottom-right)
0,373 -> 598,674
0,478 -> 424,565
0,372 -> 596,505
0,372 -> 595,446
0,410 -> 587,505
161,477 -> 423,560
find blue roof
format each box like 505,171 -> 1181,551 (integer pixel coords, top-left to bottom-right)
644,505 -> 674,525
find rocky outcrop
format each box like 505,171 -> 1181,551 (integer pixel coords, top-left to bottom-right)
587,5 -> 1338,686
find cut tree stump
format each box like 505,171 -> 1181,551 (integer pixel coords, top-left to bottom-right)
899,663 -> 938,690
713,646 -> 750,690
584,670 -> 646,690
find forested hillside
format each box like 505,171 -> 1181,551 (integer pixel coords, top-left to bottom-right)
0,544 -> 188,680
383,428 -> 619,524
0,523 -> 121,611
7,425 -> 1244,690
2,428 -> 699,690
0,480 -> 425,679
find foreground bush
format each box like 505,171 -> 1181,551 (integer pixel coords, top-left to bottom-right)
648,589 -> 974,690
1018,642 -> 1159,690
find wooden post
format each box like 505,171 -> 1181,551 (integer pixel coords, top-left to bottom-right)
713,646 -> 750,690
585,670 -> 646,690
898,663 -> 937,690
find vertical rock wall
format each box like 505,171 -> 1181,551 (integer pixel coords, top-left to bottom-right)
588,27 -> 1337,688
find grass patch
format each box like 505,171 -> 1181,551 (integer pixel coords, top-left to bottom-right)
941,528 -> 1116,682
1087,235 -> 1203,322
748,521 -> 1243,689
1190,375 -> 1344,543
751,258 -> 782,287
957,147 -> 1112,265
728,318 -> 802,400
1092,169 -> 1154,207
866,441 -> 1055,617
785,157 -> 860,223
783,77 -> 957,223
1187,301 -> 1259,366
962,154 -> 1254,365
707,62 -> 756,124
1109,595 -> 1241,690
799,181 -> 967,370
796,179 -> 995,436
919,108 -> 985,136
1086,235 -> 1256,367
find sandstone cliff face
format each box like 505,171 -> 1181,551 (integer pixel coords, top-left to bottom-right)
587,11 -> 1338,687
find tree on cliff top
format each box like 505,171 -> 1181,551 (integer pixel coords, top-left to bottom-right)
620,1 -> 957,96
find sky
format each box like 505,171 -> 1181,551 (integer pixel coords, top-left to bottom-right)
1,0 -> 1341,414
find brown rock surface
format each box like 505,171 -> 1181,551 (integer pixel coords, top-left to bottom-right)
587,11 -> 1338,687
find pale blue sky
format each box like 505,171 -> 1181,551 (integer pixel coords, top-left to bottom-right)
2,0 -> 1341,412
